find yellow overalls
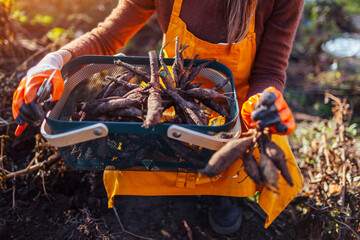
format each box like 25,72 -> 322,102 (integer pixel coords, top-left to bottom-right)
103,0 -> 303,228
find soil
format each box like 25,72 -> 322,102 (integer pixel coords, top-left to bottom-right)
0,162 -> 299,240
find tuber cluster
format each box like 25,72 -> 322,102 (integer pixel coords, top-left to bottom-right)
71,37 -> 231,127
66,37 -> 235,170
199,128 -> 293,191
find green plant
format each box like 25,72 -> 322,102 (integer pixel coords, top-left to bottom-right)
335,0 -> 360,14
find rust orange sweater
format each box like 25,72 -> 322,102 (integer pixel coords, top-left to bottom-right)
61,0 -> 304,98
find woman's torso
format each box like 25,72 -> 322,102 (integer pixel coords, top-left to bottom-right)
156,0 -> 229,44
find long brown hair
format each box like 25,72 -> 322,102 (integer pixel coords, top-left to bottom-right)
226,0 -> 257,47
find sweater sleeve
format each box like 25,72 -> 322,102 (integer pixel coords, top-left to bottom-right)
246,0 -> 304,98
61,0 -> 156,58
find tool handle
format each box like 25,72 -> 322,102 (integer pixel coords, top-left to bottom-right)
41,119 -> 108,147
167,117 -> 241,150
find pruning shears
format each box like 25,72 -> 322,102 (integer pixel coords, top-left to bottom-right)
36,69 -> 56,105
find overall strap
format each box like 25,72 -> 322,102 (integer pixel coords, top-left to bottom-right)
171,0 -> 183,17
248,3 -> 256,33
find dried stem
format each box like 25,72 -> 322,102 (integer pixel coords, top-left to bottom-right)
10,165 -> 16,211
3,153 -> 61,179
114,60 -> 150,81
11,182 -> 15,210
0,180 -> 5,192
183,220 -> 193,240
341,163 -> 346,213
112,206 -> 154,240
333,219 -> 360,240
0,136 -> 5,176
41,169 -> 52,202
159,42 -> 171,77
26,152 -> 39,170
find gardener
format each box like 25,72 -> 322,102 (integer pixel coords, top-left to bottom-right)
12,0 -> 304,235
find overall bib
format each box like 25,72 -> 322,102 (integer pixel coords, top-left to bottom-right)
103,0 -> 303,227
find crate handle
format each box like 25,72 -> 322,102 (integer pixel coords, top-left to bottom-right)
167,117 -> 241,150
40,120 -> 109,147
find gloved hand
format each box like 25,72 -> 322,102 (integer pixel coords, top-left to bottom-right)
241,86 -> 296,135
12,52 -> 65,136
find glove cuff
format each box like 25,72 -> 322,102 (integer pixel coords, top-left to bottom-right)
241,93 -> 261,129
27,52 -> 64,76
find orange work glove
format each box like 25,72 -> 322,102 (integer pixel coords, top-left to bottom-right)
241,87 -> 296,135
12,53 -> 65,136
